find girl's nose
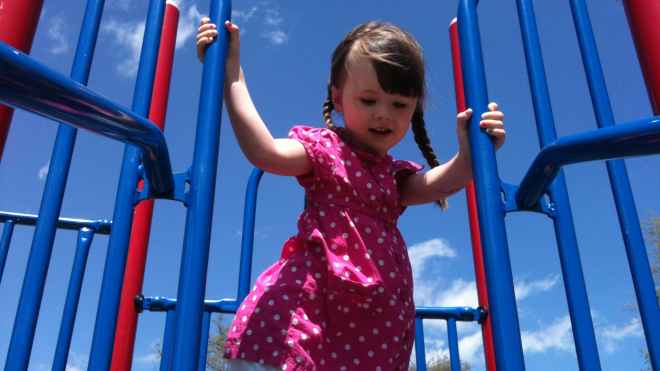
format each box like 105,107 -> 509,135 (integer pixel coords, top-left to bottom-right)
374,106 -> 393,121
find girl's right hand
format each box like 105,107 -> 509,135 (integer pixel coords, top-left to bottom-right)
196,18 -> 241,67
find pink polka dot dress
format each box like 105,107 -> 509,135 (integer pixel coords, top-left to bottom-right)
224,126 -> 423,371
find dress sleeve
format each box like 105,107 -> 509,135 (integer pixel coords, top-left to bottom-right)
288,126 -> 339,184
392,159 -> 425,215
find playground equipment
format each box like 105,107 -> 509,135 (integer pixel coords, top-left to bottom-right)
1,0 -> 659,370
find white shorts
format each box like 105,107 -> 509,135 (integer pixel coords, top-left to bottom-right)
230,359 -> 283,371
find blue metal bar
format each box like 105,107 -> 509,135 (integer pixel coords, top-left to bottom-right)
568,1 -> 660,368
447,318 -> 460,371
414,317 -> 427,371
138,295 -> 239,314
52,228 -> 95,371
3,1 -> 105,369
160,310 -> 175,371
169,0 -> 231,369
0,220 -> 15,283
237,168 -> 264,303
198,312 -> 211,371
515,1 -> 606,368
515,116 -> 660,208
457,1 -> 526,370
0,212 -> 111,234
0,42 -> 174,194
87,0 -> 167,369
415,306 -> 486,321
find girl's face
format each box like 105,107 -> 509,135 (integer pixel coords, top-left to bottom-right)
331,57 -> 418,157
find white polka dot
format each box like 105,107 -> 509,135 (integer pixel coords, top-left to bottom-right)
379,287 -> 385,293
319,211 -> 325,216
330,222 -> 336,228
359,336 -> 365,342
283,295 -> 289,300
288,340 -> 295,347
275,314 -> 280,320
345,344 -> 351,350
343,255 -> 349,261
247,329 -> 252,335
378,238 -> 384,243
261,321 -> 265,327
368,351 -> 374,357
356,172 -> 362,177
390,272 -> 396,278
302,334 -> 307,340
267,336 -> 273,343
292,267 -> 297,272
273,351 -> 279,356
331,243 -> 337,249
315,273 -> 321,278
332,353 -> 337,358
365,253 -> 371,259
394,336 -> 399,342
328,194 -> 333,199
383,207 -> 388,212
379,260 -> 384,266
342,233 -> 349,238
370,195 -> 376,200
282,329 -> 287,335
354,359 -> 360,365
253,344 -> 259,350
297,356 -> 302,362
282,365 -> 287,370
365,227 -> 371,233
390,300 -> 396,306
293,318 -> 298,325
310,294 -> 316,300
319,158 -> 324,163
382,343 -> 388,349
386,321 -> 391,327
242,316 -> 247,322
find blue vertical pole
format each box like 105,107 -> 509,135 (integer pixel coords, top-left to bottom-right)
457,1 -> 526,370
237,168 -> 264,303
0,219 -> 15,283
515,1 -> 602,370
52,228 -> 95,371
160,310 -> 175,371
169,0 -> 231,369
3,1 -> 105,369
447,318 -> 460,371
414,317 -> 427,371
198,312 -> 211,371
568,1 -> 660,369
87,0 -> 166,369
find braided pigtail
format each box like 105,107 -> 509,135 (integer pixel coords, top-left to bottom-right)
411,111 -> 449,210
322,84 -> 338,132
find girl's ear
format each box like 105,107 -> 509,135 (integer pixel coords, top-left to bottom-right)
331,86 -> 344,113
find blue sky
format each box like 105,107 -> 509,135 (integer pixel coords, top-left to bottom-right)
1,0 -> 658,370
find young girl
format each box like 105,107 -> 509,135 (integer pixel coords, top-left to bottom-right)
197,19 -> 505,371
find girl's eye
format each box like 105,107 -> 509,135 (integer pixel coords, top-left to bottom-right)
393,102 -> 407,108
360,99 -> 376,105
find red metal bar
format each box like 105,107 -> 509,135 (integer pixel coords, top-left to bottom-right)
622,0 -> 660,115
450,18 -> 497,371
0,0 -> 45,162
110,2 -> 179,370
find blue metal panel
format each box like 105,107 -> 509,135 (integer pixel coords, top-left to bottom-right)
198,312 -> 211,371
414,317 -> 427,371
447,318 -> 460,371
568,0 -> 660,368
169,0 -> 231,369
457,1 -> 526,369
237,168 -> 264,303
52,228 -> 95,371
0,219 -> 15,283
3,1 -> 106,369
87,0 -> 167,369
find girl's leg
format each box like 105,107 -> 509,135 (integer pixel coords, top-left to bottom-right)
230,359 -> 283,371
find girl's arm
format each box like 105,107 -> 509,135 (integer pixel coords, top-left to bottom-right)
197,19 -> 313,176
400,104 -> 505,206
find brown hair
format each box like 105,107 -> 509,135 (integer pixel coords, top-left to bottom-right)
322,21 -> 448,210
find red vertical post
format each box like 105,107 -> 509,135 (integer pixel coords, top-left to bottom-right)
449,19 -> 497,371
621,0 -> 660,115
110,2 -> 179,370
0,0 -> 46,163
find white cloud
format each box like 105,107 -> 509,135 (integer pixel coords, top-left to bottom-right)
102,19 -> 146,77
49,14 -> 68,55
38,161 -> 50,180
521,316 -> 575,353
600,321 -> 644,353
514,274 -> 559,301
414,331 -> 484,367
174,3 -> 206,49
264,9 -> 282,25
232,7 -> 258,24
407,238 -> 456,280
263,30 -> 288,45
134,340 -> 162,364
65,351 -> 88,371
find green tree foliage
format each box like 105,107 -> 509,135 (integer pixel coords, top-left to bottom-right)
206,314 -> 231,371
409,354 -> 472,371
627,212 -> 660,371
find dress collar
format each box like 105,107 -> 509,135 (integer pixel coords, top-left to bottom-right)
334,127 -> 393,164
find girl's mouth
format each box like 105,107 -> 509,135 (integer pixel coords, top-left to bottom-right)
369,128 -> 392,135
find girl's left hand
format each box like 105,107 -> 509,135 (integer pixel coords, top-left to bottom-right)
480,102 -> 505,151
456,102 -> 506,152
